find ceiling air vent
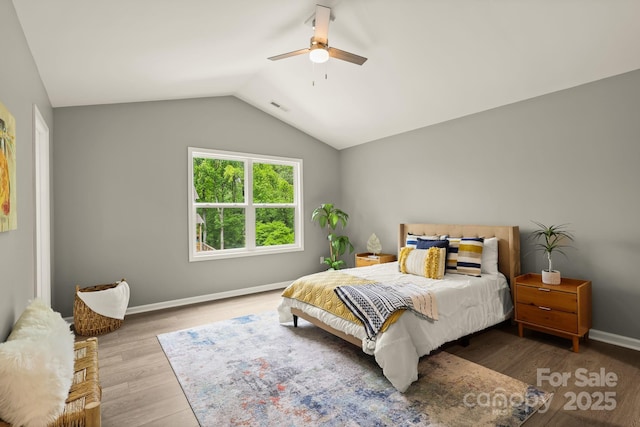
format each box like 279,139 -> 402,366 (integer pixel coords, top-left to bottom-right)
270,101 -> 289,112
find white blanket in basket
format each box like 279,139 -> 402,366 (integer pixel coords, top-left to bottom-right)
77,280 -> 130,320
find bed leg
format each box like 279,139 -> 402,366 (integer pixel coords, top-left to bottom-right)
460,336 -> 470,347
293,315 -> 298,327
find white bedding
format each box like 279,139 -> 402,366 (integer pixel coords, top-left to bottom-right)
278,261 -> 513,392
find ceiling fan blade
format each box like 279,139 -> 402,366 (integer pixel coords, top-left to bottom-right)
328,47 -> 368,65
313,5 -> 331,44
268,48 -> 310,61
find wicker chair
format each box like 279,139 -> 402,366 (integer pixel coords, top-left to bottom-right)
0,338 -> 101,427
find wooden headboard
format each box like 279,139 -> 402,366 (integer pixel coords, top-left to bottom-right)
398,223 -> 521,296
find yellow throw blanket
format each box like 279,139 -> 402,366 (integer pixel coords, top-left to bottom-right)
282,271 -> 404,333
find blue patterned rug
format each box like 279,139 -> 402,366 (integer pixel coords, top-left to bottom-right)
157,311 -> 551,426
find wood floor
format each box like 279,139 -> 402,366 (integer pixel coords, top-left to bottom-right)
92,289 -> 639,427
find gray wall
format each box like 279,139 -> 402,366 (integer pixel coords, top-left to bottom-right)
53,97 -> 340,316
4,0 -> 637,342
341,69 -> 640,340
0,1 -> 54,340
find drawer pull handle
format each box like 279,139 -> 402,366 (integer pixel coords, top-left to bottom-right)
537,288 -> 551,292
538,306 -> 551,311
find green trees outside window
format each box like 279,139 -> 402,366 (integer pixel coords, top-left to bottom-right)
189,148 -> 302,260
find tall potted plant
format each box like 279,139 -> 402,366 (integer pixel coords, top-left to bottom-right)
530,221 -> 574,284
311,203 -> 354,270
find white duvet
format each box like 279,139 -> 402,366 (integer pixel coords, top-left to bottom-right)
278,262 -> 513,392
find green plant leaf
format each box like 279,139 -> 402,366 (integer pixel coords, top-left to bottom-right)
311,203 -> 353,268
529,221 -> 574,271
328,214 -> 339,229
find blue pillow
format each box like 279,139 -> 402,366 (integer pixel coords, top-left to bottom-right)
416,238 -> 449,250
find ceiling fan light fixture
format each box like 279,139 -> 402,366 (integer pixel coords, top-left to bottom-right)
309,45 -> 329,63
267,5 -> 367,66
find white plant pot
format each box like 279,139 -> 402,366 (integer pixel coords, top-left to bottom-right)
542,270 -> 561,285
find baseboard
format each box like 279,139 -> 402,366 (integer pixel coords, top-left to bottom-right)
65,280 -> 291,322
589,329 -> 640,352
65,284 -> 639,353
125,280 -> 292,315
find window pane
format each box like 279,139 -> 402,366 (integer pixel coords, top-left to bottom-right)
189,147 -> 303,261
196,207 -> 245,251
252,163 -> 294,204
255,208 -> 295,246
193,158 -> 245,203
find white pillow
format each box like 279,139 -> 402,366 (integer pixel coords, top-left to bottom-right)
481,237 -> 499,274
0,300 -> 74,427
10,299 -> 71,341
399,246 -> 447,279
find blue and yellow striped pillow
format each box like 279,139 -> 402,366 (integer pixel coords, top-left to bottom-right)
446,237 -> 484,277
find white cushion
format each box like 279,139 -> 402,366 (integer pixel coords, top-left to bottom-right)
399,246 -> 447,279
0,299 -> 74,427
481,237 -> 499,274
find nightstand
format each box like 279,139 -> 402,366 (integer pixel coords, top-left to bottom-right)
514,273 -> 592,352
355,253 -> 396,267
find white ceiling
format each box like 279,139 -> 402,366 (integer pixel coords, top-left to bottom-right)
13,0 -> 640,150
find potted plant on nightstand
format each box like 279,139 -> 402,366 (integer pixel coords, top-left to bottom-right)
311,203 -> 354,270
530,221 -> 574,285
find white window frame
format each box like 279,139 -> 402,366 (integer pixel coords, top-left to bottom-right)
188,147 -> 303,262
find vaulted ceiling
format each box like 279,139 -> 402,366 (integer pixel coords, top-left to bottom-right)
13,0 -> 640,149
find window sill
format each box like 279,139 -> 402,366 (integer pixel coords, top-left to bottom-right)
189,245 -> 304,262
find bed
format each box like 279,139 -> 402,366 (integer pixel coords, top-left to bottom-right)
278,223 -> 521,392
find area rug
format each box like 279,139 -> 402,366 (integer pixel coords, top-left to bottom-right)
157,311 -> 551,426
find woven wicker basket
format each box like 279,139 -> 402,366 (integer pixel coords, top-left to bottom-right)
74,280 -> 126,336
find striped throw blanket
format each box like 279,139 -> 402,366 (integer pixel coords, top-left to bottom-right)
334,283 -> 438,339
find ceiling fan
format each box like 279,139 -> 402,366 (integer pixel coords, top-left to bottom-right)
268,4 -> 367,66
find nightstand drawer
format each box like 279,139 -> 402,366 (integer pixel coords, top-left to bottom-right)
516,286 -> 577,313
355,253 -> 396,267
356,257 -> 382,267
516,303 -> 578,334
515,273 -> 591,352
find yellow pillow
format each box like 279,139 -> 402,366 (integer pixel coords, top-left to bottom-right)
399,246 -> 446,279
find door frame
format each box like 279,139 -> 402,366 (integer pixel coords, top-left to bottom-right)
34,105 -> 51,306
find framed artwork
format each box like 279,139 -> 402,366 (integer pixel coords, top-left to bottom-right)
0,101 -> 16,232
